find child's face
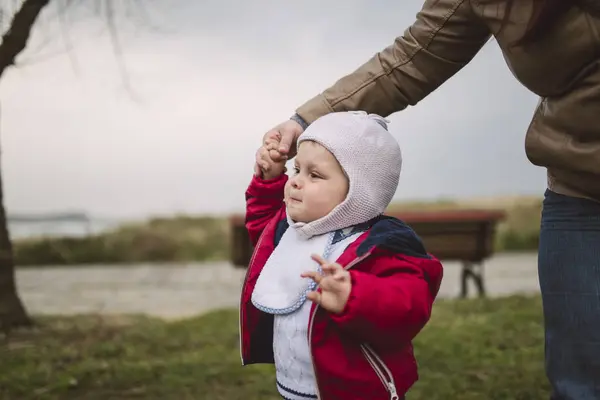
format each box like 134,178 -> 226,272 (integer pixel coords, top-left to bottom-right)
285,141 -> 349,223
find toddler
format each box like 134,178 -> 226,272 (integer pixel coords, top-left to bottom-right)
239,111 -> 443,400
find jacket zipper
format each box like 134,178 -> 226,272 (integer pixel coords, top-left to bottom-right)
361,344 -> 400,400
239,232 -> 265,365
307,251 -> 372,399
342,252 -> 399,399
307,299 -> 322,399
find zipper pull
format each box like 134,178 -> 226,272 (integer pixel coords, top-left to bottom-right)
388,382 -> 399,400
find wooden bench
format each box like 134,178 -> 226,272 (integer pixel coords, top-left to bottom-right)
229,209 -> 505,298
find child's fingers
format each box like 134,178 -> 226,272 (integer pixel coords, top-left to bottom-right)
322,263 -> 348,282
311,254 -> 328,266
265,141 -> 286,163
266,140 -> 284,153
265,140 -> 278,150
319,274 -> 346,291
257,146 -> 272,170
258,144 -> 287,171
301,270 -> 323,284
264,131 -> 281,145
255,148 -> 268,171
254,163 -> 261,176
265,139 -> 286,162
332,268 -> 347,281
321,262 -> 342,274
306,290 -> 321,304
269,149 -> 287,164
258,146 -> 270,159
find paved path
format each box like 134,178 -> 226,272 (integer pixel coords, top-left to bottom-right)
15,253 -> 539,320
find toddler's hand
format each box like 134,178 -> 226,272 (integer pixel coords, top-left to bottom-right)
255,133 -> 287,179
302,254 -> 351,314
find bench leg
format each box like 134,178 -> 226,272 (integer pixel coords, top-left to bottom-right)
460,262 -> 486,298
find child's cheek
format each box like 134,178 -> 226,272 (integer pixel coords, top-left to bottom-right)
283,181 -> 292,203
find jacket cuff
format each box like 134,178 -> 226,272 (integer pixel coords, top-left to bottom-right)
295,94 -> 335,124
290,113 -> 309,130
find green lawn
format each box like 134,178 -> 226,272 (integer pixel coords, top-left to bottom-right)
0,295 -> 550,399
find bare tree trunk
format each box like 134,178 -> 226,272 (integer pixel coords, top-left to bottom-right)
0,0 -> 52,332
0,133 -> 31,331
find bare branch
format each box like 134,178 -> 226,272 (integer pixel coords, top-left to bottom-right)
0,0 -> 51,79
103,0 -> 139,101
0,0 -> 181,98
56,0 -> 79,75
127,0 -> 166,34
12,0 -> 79,69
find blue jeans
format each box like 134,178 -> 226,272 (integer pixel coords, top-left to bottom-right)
539,189 -> 600,400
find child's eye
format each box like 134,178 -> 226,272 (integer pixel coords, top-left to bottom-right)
293,167 -> 300,175
309,172 -> 321,179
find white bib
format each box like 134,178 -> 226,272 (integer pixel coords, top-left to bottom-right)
251,227 -> 334,315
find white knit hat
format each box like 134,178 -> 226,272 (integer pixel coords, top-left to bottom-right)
290,111 -> 402,239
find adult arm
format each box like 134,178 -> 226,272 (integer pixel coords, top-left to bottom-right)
295,0 -> 491,124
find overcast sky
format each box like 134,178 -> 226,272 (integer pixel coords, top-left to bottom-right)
0,0 -> 544,220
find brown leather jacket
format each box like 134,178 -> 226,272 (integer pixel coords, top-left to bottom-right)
295,0 -> 600,202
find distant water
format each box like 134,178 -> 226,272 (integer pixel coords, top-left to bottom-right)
8,219 -> 122,240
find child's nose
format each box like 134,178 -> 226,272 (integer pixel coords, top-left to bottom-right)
291,176 -> 302,188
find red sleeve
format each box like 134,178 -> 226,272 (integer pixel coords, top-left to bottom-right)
245,174 -> 288,245
329,255 -> 436,350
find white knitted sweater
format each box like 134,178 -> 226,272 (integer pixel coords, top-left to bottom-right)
273,231 -> 363,399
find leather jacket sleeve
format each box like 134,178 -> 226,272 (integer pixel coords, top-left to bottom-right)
296,0 -> 492,123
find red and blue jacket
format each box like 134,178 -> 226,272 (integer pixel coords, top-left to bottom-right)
239,174 -> 444,400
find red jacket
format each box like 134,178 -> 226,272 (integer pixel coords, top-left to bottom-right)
239,174 -> 443,400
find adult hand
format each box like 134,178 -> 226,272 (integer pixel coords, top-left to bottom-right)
259,119 -> 305,164
301,254 -> 352,314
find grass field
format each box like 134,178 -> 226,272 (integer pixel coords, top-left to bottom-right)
1,295 -> 550,399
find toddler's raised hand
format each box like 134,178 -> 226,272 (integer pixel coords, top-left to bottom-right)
302,254 -> 352,314
255,133 -> 287,179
